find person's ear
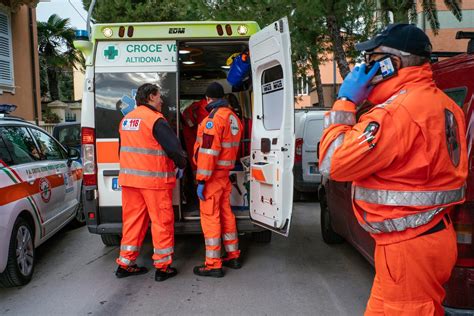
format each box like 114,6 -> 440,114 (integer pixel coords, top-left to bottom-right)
392,56 -> 402,70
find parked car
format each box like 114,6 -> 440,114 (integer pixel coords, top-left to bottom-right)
0,105 -> 84,287
294,109 -> 326,200
53,122 -> 81,160
319,36 -> 474,314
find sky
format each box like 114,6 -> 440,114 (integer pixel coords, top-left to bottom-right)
36,0 -> 89,30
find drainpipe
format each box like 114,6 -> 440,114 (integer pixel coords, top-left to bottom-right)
28,7 -> 39,125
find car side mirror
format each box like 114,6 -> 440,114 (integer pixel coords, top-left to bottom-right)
68,147 -> 80,161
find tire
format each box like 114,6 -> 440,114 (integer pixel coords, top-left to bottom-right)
320,192 -> 344,244
252,230 -> 272,243
69,189 -> 86,228
0,217 -> 35,288
101,234 -> 121,247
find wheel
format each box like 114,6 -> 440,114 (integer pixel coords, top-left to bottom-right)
320,192 -> 344,244
101,234 -> 121,246
69,189 -> 86,228
252,230 -> 272,243
0,217 -> 35,287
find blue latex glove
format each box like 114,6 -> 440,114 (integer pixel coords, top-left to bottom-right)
176,168 -> 184,179
338,62 -> 381,105
197,183 -> 205,201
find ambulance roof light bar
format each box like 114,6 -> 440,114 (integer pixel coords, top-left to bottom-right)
0,104 -> 17,116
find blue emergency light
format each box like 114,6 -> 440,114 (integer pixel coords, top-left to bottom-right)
0,104 -> 17,114
75,30 -> 89,41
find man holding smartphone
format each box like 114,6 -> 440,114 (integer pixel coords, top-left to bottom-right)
319,24 -> 467,315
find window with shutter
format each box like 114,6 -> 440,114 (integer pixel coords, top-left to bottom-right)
0,9 -> 14,92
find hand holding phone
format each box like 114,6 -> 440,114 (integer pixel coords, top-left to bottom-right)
366,56 -> 398,84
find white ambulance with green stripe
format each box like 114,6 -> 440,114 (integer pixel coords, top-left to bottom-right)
75,18 -> 295,246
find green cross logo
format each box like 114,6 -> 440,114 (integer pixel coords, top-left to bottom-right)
104,45 -> 119,61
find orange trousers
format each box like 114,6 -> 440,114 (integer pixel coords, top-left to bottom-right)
116,186 -> 174,270
199,171 -> 240,268
365,217 -> 457,316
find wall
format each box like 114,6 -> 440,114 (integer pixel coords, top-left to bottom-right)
0,5 -> 41,122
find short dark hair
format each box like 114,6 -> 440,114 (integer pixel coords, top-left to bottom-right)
135,83 -> 159,105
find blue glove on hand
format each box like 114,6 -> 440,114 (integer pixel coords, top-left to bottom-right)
338,62 -> 381,105
197,183 -> 205,201
176,168 -> 184,179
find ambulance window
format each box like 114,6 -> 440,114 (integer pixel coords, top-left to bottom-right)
261,64 -> 284,130
95,72 -> 177,138
0,136 -> 13,165
29,128 -> 67,161
0,127 -> 40,165
444,87 -> 467,107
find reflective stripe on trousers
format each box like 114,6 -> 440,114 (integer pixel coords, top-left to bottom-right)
360,207 -> 445,234
354,186 -> 465,206
120,168 -> 175,178
120,146 -> 166,156
154,255 -> 172,265
205,237 -> 221,246
319,134 -> 345,178
224,243 -> 239,252
118,256 -> 134,266
324,111 -> 356,128
154,247 -> 174,255
120,245 -> 140,252
206,249 -> 221,258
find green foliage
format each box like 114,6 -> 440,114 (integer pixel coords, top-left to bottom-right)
37,14 -> 84,101
59,70 -> 74,101
82,0 -> 207,23
42,108 -> 60,124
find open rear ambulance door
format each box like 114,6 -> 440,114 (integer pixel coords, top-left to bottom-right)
248,17 -> 295,236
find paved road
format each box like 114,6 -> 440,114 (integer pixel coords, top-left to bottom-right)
0,202 -> 374,315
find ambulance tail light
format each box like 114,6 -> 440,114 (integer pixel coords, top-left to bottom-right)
81,127 -> 97,186
295,138 -> 303,163
452,203 -> 474,267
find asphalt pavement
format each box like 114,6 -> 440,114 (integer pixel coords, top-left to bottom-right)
0,202 -> 374,316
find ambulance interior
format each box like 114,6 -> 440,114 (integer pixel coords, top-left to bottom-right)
177,41 -> 252,220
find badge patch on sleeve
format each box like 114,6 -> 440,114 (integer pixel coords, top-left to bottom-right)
205,121 -> 214,129
358,122 -> 380,150
122,118 -> 141,131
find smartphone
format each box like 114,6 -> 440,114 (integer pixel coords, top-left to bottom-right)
366,56 -> 397,84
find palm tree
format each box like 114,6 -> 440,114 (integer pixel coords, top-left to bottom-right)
379,0 -> 463,34
37,14 -> 84,101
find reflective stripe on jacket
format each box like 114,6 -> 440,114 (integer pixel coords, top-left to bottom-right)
194,106 -> 243,181
318,64 -> 468,244
119,105 -> 176,189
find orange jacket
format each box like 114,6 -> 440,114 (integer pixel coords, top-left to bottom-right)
319,64 -> 468,244
119,105 -> 176,189
182,99 -> 209,170
194,103 -> 243,182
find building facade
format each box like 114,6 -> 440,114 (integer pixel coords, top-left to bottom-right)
0,1 -> 41,122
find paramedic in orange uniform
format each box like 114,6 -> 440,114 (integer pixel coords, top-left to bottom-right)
182,98 -> 209,171
193,82 -> 243,277
319,24 -> 467,315
116,83 -> 187,282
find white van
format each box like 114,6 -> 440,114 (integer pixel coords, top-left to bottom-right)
75,18 -> 295,245
294,109 -> 326,200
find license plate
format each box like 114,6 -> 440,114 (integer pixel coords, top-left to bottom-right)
112,178 -> 121,191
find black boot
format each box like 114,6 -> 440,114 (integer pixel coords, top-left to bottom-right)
193,265 -> 224,278
222,258 -> 242,269
115,264 -> 148,278
155,266 -> 178,282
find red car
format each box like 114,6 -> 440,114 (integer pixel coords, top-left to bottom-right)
319,33 -> 474,315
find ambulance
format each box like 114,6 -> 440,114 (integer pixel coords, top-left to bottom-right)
75,18 -> 295,246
